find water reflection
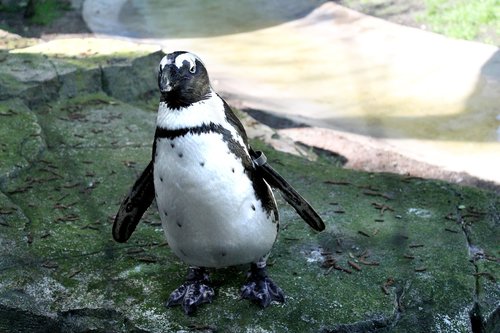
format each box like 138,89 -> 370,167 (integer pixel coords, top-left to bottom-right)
83,0 -> 500,182
111,0 -> 328,38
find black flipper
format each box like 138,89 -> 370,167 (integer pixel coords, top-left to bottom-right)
250,149 -> 325,231
112,160 -> 155,242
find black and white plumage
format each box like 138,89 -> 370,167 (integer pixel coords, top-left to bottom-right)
113,51 -> 325,315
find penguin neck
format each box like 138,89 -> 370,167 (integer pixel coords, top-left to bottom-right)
156,89 -> 226,130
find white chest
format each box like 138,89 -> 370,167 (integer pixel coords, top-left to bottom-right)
153,132 -> 277,268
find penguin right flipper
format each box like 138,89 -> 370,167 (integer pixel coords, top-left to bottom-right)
249,149 -> 326,232
113,160 -> 155,243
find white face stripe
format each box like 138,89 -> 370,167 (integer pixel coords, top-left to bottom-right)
174,52 -> 203,70
159,56 -> 172,71
159,52 -> 204,71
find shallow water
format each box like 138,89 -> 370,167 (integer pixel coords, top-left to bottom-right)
94,0 -> 327,38
83,0 -> 500,182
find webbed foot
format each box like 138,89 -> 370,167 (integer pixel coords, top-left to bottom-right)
166,266 -> 214,315
240,262 -> 285,308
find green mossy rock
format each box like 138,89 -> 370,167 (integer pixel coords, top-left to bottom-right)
0,48 -> 498,333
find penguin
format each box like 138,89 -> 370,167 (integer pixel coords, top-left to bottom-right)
113,51 -> 325,315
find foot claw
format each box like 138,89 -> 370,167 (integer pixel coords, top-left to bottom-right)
240,264 -> 285,308
166,267 -> 214,315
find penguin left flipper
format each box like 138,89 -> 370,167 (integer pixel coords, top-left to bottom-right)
250,149 -> 326,232
113,160 -> 155,242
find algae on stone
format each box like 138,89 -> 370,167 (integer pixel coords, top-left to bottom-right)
0,48 -> 498,332
0,98 -> 45,179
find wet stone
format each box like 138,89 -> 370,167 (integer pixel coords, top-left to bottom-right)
0,46 -> 497,333
0,98 -> 45,179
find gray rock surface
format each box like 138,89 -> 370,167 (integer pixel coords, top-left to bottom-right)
0,42 -> 498,332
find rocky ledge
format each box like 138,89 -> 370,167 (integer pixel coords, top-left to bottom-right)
0,36 -> 498,332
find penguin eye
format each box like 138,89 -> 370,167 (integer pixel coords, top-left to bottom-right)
189,64 -> 196,74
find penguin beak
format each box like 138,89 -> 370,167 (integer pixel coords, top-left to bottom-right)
158,69 -> 173,94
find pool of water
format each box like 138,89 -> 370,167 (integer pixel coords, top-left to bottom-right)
83,0 -> 500,182
85,0 -> 327,38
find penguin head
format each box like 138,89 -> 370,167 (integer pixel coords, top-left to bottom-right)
158,51 -> 211,109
